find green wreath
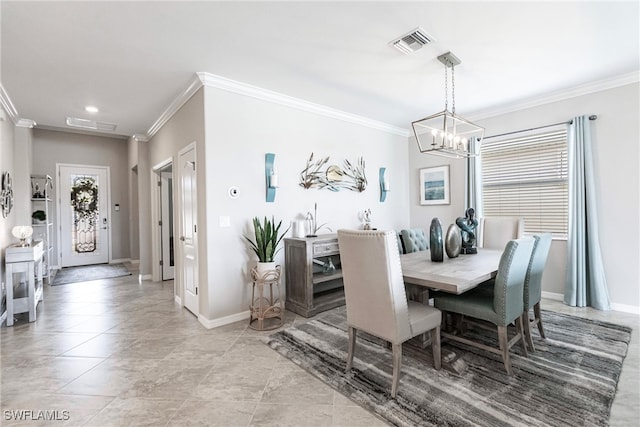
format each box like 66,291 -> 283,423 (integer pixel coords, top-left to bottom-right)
71,178 -> 98,219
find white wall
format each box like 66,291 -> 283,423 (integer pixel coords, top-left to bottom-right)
0,104 -> 16,317
145,84 -> 410,324
409,83 -> 640,313
0,107 -> 32,319
127,137 -> 140,262
201,85 -> 410,322
32,129 -> 131,265
144,88 -> 206,295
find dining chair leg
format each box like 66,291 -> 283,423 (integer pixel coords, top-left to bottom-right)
391,343 -> 402,398
431,326 -> 441,370
516,315 -> 528,357
346,326 -> 356,372
497,325 -> 513,375
533,302 -> 545,338
522,309 -> 535,352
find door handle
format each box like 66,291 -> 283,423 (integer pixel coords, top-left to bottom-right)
180,236 -> 185,241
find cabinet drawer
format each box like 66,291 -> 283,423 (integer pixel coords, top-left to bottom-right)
313,241 -> 339,255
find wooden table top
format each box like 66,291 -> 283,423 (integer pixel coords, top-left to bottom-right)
400,249 -> 503,294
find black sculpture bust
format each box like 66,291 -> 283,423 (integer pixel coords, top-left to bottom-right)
456,208 -> 479,254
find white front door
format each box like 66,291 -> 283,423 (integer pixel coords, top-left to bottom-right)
58,165 -> 110,267
161,171 -> 175,280
179,146 -> 198,315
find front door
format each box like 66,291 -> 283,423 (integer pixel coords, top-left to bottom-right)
58,165 -> 110,267
179,145 -> 198,315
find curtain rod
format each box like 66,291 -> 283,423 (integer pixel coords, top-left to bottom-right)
482,115 -> 597,140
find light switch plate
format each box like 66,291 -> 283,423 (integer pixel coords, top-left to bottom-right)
219,216 -> 230,227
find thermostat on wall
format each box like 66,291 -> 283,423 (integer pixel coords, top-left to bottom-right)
228,186 -> 240,199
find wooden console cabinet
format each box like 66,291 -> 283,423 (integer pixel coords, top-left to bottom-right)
284,234 -> 344,317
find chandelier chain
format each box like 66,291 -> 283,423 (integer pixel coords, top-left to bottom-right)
451,62 -> 456,114
444,62 -> 448,111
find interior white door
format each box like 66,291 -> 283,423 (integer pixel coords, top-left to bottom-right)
179,147 -> 198,315
59,165 -> 110,267
161,171 -> 175,280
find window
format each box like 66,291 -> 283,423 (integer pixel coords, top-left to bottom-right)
481,129 -> 568,237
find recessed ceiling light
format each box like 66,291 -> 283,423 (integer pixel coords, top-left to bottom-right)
84,105 -> 99,113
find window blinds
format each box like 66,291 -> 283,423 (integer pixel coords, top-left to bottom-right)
481,129 -> 568,237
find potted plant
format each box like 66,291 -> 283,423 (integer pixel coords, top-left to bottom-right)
32,210 -> 46,224
244,216 -> 289,274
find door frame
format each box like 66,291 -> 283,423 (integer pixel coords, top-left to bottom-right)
160,171 -> 175,281
177,142 -> 199,316
150,157 -> 173,284
56,163 -> 112,267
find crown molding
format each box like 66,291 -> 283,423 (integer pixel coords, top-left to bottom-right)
1,82 -> 38,128
16,118 -> 37,128
197,72 -> 410,137
132,134 -> 149,142
468,71 -> 640,121
0,82 -> 19,125
146,74 -> 204,139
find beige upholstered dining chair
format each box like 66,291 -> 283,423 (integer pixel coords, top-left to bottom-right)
479,217 -> 524,249
400,228 -> 428,253
522,233 -> 553,351
434,237 -> 534,375
337,229 -> 442,398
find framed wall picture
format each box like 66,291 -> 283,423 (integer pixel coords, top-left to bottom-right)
419,165 -> 450,205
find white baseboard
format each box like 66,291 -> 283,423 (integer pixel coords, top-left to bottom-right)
138,274 -> 152,281
174,295 -> 182,305
198,310 -> 250,329
130,259 -> 140,265
110,258 -> 130,264
610,302 -> 640,315
542,291 -> 639,315
541,291 -> 563,301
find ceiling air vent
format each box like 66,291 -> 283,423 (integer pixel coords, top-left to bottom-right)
389,27 -> 434,54
66,117 -> 117,132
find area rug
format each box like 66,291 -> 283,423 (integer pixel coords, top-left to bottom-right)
266,307 -> 631,427
51,263 -> 132,286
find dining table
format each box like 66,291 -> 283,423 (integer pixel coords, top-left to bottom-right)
399,248 -> 504,373
400,248 -> 503,295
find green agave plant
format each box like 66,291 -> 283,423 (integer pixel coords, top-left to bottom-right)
244,216 -> 289,262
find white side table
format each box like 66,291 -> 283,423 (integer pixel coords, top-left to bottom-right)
5,240 -> 44,326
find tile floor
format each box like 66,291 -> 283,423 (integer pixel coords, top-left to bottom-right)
1,266 -> 638,426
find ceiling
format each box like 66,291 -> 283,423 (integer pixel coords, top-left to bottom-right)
2,1 -> 639,139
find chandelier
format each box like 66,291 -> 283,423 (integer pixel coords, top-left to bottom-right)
412,52 -> 484,158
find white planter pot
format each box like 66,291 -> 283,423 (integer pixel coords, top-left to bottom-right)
256,262 -> 277,275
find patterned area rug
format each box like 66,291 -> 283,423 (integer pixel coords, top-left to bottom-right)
266,307 -> 631,427
51,263 -> 132,286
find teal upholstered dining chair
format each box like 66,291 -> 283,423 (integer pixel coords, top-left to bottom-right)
400,228 -> 428,253
434,237 -> 534,375
522,233 -> 553,351
337,229 -> 442,398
